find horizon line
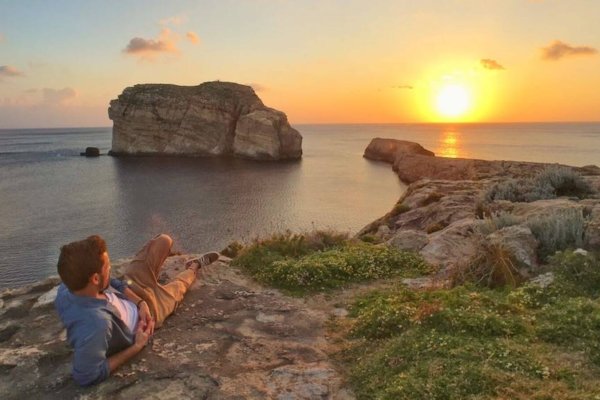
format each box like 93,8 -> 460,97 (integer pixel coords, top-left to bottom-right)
1,120 -> 600,131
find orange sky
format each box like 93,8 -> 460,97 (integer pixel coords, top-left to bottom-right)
1,1 -> 599,128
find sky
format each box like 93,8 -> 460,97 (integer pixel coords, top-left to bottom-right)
1,0 -> 599,128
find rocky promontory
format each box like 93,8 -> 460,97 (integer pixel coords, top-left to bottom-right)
361,138 -> 600,281
108,81 -> 302,160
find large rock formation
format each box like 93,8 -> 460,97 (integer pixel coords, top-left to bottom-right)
108,81 -> 302,160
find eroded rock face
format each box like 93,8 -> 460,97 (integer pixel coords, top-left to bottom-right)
108,81 -> 302,160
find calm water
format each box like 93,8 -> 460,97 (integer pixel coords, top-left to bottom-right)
1,122 -> 599,289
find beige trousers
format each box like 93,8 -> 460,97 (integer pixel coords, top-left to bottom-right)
124,234 -> 196,328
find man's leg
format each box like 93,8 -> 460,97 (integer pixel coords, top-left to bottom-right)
124,234 -> 198,328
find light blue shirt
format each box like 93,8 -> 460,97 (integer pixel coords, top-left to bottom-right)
54,278 -> 136,386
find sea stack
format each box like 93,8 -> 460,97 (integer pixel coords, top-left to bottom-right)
107,81 -> 302,160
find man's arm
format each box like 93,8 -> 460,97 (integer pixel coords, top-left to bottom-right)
121,287 -> 155,336
107,322 -> 151,373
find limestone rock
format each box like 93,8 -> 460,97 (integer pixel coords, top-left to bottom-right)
363,138 -> 434,163
420,218 -> 480,269
487,225 -> 539,270
108,81 -> 302,160
387,229 -> 429,251
584,204 -> 600,250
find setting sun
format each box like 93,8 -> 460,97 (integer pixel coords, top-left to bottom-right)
436,84 -> 472,118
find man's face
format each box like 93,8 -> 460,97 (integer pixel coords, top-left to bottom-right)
98,252 -> 111,292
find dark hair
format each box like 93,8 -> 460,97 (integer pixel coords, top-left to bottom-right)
57,235 -> 107,291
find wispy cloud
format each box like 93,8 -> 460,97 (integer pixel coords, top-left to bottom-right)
123,29 -> 179,59
0,65 -> 24,80
42,87 -> 77,105
541,40 -> 598,61
392,85 -> 413,90
160,15 -> 188,26
186,31 -> 200,45
480,58 -> 505,70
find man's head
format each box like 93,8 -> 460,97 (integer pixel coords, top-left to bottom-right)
57,235 -> 110,292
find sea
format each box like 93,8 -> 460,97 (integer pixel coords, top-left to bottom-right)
1,122 -> 599,289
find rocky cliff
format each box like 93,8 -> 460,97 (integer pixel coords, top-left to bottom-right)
108,82 -> 302,160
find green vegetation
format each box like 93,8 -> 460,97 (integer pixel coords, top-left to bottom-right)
485,166 -> 594,203
475,208 -> 585,262
231,230 -> 430,295
230,229 -> 600,398
526,209 -> 585,261
340,250 -> 600,399
390,203 -> 410,217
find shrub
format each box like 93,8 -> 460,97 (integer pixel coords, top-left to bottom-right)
390,203 -> 410,216
221,240 -> 244,258
451,240 -> 525,288
526,209 -> 584,261
359,233 -> 382,244
477,212 -> 522,235
536,166 -> 594,198
550,250 -> 600,298
485,166 -> 594,203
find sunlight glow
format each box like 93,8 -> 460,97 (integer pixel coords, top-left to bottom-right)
436,84 -> 471,117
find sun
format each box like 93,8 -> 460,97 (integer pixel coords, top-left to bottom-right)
435,84 -> 472,118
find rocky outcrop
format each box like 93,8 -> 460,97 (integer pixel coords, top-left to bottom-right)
360,139 -> 600,274
363,138 -> 434,163
0,257 -> 353,399
362,138 -> 595,184
108,81 -> 302,160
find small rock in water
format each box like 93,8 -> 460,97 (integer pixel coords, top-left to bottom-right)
80,147 -> 100,157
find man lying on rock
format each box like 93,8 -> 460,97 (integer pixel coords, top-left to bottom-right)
54,234 -> 219,386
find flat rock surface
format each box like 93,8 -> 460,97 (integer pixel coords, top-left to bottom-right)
0,257 -> 353,400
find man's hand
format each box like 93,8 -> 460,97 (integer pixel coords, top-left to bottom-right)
134,320 -> 152,350
138,301 -> 154,336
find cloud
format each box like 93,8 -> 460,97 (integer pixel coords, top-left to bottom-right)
42,87 -> 77,105
24,88 -> 38,94
0,33 -> 4,43
541,40 -> 598,61
160,15 -> 188,26
480,58 -> 505,70
186,31 -> 200,44
0,65 -> 24,79
392,85 -> 413,90
123,28 -> 179,59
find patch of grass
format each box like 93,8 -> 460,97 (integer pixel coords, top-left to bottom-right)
359,233 -> 382,244
390,203 -> 410,217
340,250 -> 600,399
231,229 -> 349,276
231,230 -> 430,295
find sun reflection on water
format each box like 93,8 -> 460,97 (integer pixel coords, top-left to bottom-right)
436,130 -> 464,158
